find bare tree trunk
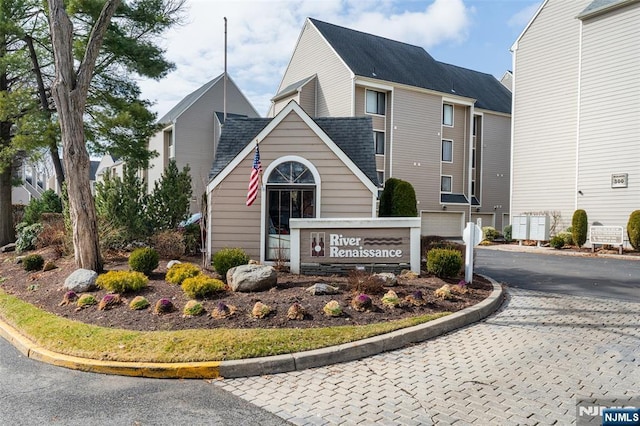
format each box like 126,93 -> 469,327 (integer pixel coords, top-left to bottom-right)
47,0 -> 120,271
0,123 -> 14,246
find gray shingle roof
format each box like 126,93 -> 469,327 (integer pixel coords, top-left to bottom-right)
214,111 -> 249,124
578,0 -> 635,18
158,74 -> 224,124
441,194 -> 479,205
209,116 -> 378,186
273,75 -> 317,101
309,18 -> 511,114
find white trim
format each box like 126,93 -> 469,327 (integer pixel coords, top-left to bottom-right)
358,80 -> 394,92
373,129 -> 385,155
442,103 -> 454,127
441,139 -> 454,163
575,19 -> 584,211
389,87 -> 395,179
442,96 -> 474,108
365,88 -> 387,116
441,175 -> 453,193
356,76 -> 477,107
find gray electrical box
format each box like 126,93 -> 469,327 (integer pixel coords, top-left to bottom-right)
512,216 -> 530,240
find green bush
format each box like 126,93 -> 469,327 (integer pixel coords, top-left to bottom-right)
212,248 -> 249,279
77,294 -> 97,308
128,247 -> 159,275
15,222 -> 44,253
378,178 -> 418,217
482,226 -> 500,241
181,275 -> 225,299
22,254 -> 44,272
572,209 -> 588,248
23,190 -> 63,225
426,248 -> 463,278
96,270 -> 148,293
549,235 -> 565,249
378,178 -> 399,217
503,225 -> 512,242
166,262 -> 201,285
558,231 -> 573,246
627,210 -> 640,251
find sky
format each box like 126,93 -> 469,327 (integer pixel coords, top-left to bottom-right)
137,0 -> 542,119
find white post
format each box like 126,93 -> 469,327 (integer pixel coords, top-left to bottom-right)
464,222 -> 474,284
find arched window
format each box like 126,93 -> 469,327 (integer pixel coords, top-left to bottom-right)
267,161 -> 315,184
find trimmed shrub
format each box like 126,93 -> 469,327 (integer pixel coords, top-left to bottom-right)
572,209 -> 588,248
150,229 -> 186,259
129,296 -> 150,310
212,248 -> 249,279
22,254 -> 44,272
378,178 -> 400,217
427,248 -> 463,278
503,225 -> 512,242
558,231 -> 573,246
482,226 -> 500,242
379,177 -> 418,217
96,270 -> 148,293
166,263 -> 201,285
15,222 -> 43,253
549,235 -> 565,249
128,247 -> 159,276
628,210 -> 640,251
181,275 -> 225,299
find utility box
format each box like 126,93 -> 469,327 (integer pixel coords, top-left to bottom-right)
512,216 -> 530,240
529,215 -> 550,241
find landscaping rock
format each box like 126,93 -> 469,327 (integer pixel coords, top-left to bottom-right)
167,260 -> 181,269
376,272 -> 397,287
1,243 -> 15,253
227,264 -> 277,292
15,256 -> 25,264
306,283 -> 340,295
64,269 -> 97,292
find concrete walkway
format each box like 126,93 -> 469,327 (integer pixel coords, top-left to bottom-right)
213,287 -> 640,425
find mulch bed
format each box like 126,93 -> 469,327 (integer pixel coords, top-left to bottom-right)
0,248 -> 492,332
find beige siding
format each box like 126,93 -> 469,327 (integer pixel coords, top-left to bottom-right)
211,112 -> 374,258
511,0 -> 590,228
299,79 -> 316,116
471,213 -> 495,228
442,104 -> 470,195
277,21 -> 353,117
421,211 -> 464,237
272,93 -> 298,116
391,88 -> 442,210
146,129 -> 167,192
481,113 -> 511,230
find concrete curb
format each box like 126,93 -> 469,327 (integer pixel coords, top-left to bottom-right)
0,277 -> 503,379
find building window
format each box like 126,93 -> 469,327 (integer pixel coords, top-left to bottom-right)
441,140 -> 453,162
443,104 -> 453,126
366,89 -> 386,115
377,171 -> 384,187
374,131 -> 385,155
471,180 -> 476,196
472,147 -> 476,169
441,175 -> 452,193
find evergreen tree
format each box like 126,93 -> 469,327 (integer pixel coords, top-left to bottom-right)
147,160 -> 192,230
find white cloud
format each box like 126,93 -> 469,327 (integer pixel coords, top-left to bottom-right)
508,2 -> 541,29
139,0 -> 473,118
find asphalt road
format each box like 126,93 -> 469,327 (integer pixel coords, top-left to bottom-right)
475,247 -> 640,302
0,338 -> 289,426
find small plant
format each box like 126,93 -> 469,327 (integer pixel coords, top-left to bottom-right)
482,226 -> 500,242
181,275 -> 225,299
166,263 -> 201,285
627,210 -> 640,251
251,301 -> 272,319
558,231 -> 573,246
129,296 -> 150,310
350,294 -> 373,312
503,225 -> 512,242
451,280 -> 469,295
150,230 -> 186,259
549,235 -> 565,249
96,270 -> 148,293
381,290 -> 400,308
347,270 -> 384,295
286,303 -> 307,320
22,254 -> 44,272
128,247 -> 159,276
211,301 -> 236,319
98,294 -> 122,311
323,300 -> 342,317
183,300 -> 205,317
572,209 -> 588,248
212,247 -> 249,280
427,248 -> 463,278
59,291 -> 78,306
154,298 -> 175,314
434,284 -> 453,300
404,290 -> 425,306
76,294 -> 97,308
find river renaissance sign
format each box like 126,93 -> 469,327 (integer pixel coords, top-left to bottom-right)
289,218 -> 421,274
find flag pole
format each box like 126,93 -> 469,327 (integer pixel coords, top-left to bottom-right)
223,17 -> 227,122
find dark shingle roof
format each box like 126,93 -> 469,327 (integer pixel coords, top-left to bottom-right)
214,111 -> 249,124
309,18 -> 511,114
437,62 -> 512,114
158,74 -> 224,124
209,116 -> 377,186
441,194 -> 479,205
89,161 -> 100,181
578,0 -> 634,18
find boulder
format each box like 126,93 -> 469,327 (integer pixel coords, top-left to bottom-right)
227,264 -> 277,292
64,269 -> 97,292
166,260 -> 182,270
1,243 -> 15,253
375,272 -> 397,287
306,283 -> 340,295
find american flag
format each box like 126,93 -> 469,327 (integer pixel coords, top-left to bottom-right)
246,144 -> 261,206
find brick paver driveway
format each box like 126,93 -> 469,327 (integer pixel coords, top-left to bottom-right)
214,288 -> 640,425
